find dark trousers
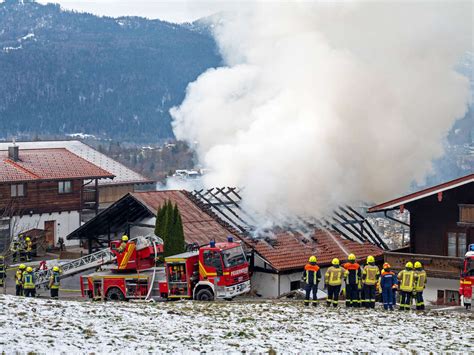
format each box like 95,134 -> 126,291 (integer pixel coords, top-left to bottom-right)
346,284 -> 359,307
0,272 -> 5,286
304,283 -> 318,306
382,287 -> 394,310
26,252 -> 32,261
327,285 -> 341,307
400,291 -> 411,310
16,285 -> 23,296
415,291 -> 424,310
363,284 -> 376,308
24,288 -> 35,297
51,288 -> 59,298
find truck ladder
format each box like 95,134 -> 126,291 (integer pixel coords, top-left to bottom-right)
35,235 -> 163,287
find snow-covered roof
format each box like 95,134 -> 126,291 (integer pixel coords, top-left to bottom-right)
0,141 -> 153,186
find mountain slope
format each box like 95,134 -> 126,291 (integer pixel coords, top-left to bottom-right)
0,0 -> 221,141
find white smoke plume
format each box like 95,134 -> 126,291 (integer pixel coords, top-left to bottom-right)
171,1 -> 472,225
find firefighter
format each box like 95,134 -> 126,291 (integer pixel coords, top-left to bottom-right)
413,261 -> 427,310
325,258 -> 345,307
15,264 -> 26,296
361,255 -> 380,308
0,256 -> 6,287
302,255 -> 321,306
343,253 -> 361,307
18,234 -> 26,261
118,235 -> 129,253
397,262 -> 415,311
49,266 -> 61,299
25,237 -> 33,261
380,263 -> 397,310
22,266 -> 36,297
11,241 -> 19,262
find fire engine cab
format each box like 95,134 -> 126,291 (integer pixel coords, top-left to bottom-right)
80,236 -> 250,302
160,237 -> 250,301
459,243 -> 474,310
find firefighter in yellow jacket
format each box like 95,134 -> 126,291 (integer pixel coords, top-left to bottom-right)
325,258 -> 346,307
413,261 -> 427,310
25,237 -> 33,261
15,264 -> 26,296
361,255 -> 380,308
118,235 -> 129,253
397,262 -> 415,310
22,266 -> 36,297
49,266 -> 61,299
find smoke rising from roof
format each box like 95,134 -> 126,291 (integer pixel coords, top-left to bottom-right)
171,1 -> 472,225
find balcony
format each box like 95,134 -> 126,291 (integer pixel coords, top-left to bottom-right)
384,251 -> 462,279
458,204 -> 474,226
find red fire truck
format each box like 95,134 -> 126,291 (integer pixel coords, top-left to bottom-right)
80,236 -> 250,301
459,243 -> 474,310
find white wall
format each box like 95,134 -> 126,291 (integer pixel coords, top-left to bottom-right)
423,277 -> 460,305
11,211 -> 81,247
251,271 -> 279,298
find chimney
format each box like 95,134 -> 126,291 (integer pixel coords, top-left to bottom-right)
8,143 -> 19,161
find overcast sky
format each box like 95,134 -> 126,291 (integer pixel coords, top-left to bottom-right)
36,0 -> 240,23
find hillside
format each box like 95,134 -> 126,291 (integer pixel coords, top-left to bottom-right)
0,0 -> 221,141
0,295 -> 472,353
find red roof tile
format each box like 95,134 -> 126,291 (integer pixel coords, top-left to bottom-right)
250,229 -> 383,271
132,191 -> 236,246
0,148 -> 114,183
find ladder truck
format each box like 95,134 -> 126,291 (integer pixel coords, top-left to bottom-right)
80,236 -> 251,301
459,243 -> 474,310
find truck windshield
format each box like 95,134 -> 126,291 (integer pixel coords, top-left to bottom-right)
466,258 -> 474,276
222,246 -> 246,268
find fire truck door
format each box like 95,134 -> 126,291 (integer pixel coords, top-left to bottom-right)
202,250 -> 224,279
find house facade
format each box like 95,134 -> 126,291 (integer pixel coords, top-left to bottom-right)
368,173 -> 474,305
0,146 -> 114,249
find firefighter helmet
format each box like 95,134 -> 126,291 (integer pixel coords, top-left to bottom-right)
332,258 -> 340,266
414,261 -> 422,269
383,262 -> 391,269
309,256 -> 317,263
405,261 -> 413,269
0,255 -> 4,260
367,255 -> 375,263
348,253 -> 356,261
26,266 -> 33,272
122,235 -> 129,242
25,237 -> 31,242
19,264 -> 26,270
53,266 -> 60,272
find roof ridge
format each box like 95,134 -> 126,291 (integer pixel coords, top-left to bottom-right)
3,158 -> 40,179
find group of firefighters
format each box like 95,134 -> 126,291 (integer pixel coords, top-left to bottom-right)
303,254 -> 427,310
11,263 -> 62,298
10,234 -> 33,262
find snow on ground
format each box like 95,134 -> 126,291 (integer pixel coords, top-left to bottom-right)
0,295 -> 472,353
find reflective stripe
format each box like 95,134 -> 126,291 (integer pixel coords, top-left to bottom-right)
398,270 -> 415,292
414,270 -> 426,291
363,265 -> 380,285
326,267 -> 343,286
23,273 -> 34,289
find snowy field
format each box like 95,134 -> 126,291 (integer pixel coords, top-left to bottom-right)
0,295 -> 472,353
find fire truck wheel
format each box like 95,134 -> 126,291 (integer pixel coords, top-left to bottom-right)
195,288 -> 214,301
106,287 -> 125,301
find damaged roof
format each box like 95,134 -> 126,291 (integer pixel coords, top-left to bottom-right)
249,229 -> 384,272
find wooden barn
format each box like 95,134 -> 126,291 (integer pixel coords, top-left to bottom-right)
368,173 -> 474,304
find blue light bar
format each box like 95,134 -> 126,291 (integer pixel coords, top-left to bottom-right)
227,235 -> 234,243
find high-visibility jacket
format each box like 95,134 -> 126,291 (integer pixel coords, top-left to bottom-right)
380,271 -> 397,289
26,241 -> 32,252
22,272 -> 35,289
15,270 -> 23,285
343,262 -> 361,285
302,263 -> 321,285
49,272 -> 60,289
414,269 -> 427,292
397,269 -> 415,292
362,264 -> 380,285
325,266 -> 345,286
118,242 -> 127,253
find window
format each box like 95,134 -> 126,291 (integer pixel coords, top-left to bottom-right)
222,246 -> 247,268
290,280 -> 301,291
203,250 -> 223,270
10,184 -> 25,197
58,181 -> 72,194
447,232 -> 467,257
